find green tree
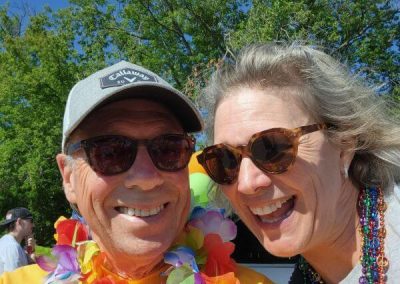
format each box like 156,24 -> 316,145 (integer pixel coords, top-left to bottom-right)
0,0 -> 247,245
0,0 -> 398,245
0,8 -> 75,243
229,0 -> 399,98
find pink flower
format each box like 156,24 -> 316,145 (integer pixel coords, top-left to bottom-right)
37,245 -> 81,283
188,208 -> 236,242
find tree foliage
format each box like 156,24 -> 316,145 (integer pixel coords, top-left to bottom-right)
229,0 -> 399,98
0,0 -> 398,245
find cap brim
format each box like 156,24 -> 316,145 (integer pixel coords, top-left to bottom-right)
0,219 -> 16,227
63,82 -> 203,151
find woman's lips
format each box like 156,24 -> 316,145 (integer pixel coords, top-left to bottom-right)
250,196 -> 295,224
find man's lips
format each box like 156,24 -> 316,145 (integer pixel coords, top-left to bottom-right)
115,203 -> 167,217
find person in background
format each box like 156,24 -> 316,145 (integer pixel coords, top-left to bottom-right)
0,61 -> 271,283
198,42 -> 400,283
0,207 -> 35,275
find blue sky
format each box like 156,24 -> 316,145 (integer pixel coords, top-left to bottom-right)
0,0 -> 69,13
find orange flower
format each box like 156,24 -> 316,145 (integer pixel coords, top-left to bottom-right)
201,272 -> 240,284
202,234 -> 236,277
55,218 -> 89,246
92,275 -> 128,284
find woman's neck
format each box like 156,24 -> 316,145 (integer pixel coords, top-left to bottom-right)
303,185 -> 361,283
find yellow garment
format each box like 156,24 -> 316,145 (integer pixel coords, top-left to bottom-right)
236,265 -> 273,284
0,263 -> 273,284
0,264 -> 47,284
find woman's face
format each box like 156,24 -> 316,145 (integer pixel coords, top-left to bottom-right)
214,87 -> 356,257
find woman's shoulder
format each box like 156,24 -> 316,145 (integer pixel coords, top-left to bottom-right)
386,183 -> 400,232
383,183 -> 400,281
0,264 -> 47,284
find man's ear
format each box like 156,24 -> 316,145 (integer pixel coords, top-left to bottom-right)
56,153 -> 77,203
15,218 -> 22,228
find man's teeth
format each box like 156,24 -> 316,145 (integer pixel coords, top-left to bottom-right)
250,196 -> 292,215
118,205 -> 164,217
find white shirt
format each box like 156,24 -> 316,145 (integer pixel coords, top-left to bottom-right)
0,234 -> 28,275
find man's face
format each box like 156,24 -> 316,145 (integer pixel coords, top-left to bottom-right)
57,99 -> 191,268
20,218 -> 34,237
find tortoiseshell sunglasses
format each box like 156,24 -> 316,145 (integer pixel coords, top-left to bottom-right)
197,124 -> 327,185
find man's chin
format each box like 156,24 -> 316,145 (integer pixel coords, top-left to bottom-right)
108,239 -> 171,259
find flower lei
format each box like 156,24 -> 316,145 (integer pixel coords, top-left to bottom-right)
37,207 -> 239,284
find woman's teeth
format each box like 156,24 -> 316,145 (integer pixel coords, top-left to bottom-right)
117,204 -> 164,217
250,196 -> 292,215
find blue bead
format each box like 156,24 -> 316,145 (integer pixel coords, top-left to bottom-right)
372,271 -> 379,280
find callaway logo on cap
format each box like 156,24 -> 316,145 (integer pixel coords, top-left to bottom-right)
100,68 -> 158,89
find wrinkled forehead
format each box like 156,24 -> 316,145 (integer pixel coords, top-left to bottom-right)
70,98 -> 184,139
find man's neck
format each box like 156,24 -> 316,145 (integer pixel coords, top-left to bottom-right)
8,231 -> 24,244
104,252 -> 166,280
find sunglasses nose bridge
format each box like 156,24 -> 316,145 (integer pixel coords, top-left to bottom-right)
237,144 -> 252,158
123,144 -> 165,189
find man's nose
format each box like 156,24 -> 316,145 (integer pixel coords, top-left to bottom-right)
123,146 -> 164,190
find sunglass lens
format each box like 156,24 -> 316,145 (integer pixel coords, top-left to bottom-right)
149,135 -> 193,171
88,137 -> 136,175
251,132 -> 294,173
204,146 -> 240,184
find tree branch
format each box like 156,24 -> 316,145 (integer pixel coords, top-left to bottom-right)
181,2 -> 225,53
162,0 -> 193,55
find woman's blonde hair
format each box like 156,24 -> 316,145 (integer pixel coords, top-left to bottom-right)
201,42 -> 400,200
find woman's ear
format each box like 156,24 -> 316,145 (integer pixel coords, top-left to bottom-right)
340,144 -> 356,179
56,153 -> 77,203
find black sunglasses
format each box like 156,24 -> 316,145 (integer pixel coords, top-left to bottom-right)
197,124 -> 326,185
67,134 -> 195,176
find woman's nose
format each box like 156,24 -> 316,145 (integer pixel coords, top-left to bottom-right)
236,157 -> 273,194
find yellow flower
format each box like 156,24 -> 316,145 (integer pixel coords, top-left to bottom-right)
53,216 -> 68,242
78,241 -> 100,274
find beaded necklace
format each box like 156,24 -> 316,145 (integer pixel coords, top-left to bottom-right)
295,186 -> 388,284
358,185 -> 388,283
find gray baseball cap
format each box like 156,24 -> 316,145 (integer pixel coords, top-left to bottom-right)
62,60 -> 203,151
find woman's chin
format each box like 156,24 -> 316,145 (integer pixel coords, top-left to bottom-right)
267,246 -> 298,258
261,239 -> 301,258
